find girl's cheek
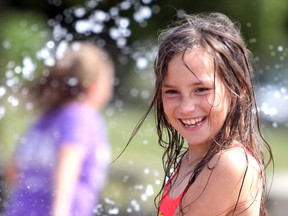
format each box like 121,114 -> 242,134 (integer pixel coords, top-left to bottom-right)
201,94 -> 215,108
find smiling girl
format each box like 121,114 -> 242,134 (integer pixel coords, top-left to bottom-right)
131,12 -> 273,215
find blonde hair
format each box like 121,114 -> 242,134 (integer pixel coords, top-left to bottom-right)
31,42 -> 114,111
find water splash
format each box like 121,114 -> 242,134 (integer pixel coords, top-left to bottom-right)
39,0 -> 159,67
257,84 -> 288,125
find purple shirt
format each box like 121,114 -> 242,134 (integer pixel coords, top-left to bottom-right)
5,103 -> 111,216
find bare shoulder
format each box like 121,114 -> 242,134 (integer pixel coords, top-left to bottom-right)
209,145 -> 261,179
181,146 -> 263,215
208,145 -> 262,203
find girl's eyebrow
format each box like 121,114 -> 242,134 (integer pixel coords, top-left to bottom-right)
161,83 -> 175,88
162,81 -> 204,88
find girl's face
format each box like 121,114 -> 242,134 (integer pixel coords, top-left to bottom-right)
162,49 -> 230,150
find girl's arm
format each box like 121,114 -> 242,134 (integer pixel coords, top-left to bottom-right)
52,144 -> 84,216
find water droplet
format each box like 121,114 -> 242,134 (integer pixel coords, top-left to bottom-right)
120,1 -> 132,10
75,20 -> 91,34
6,70 -> 13,79
142,0 -> 153,4
14,66 -> 21,74
0,106 -> 6,119
130,88 -> 139,97
92,23 -> 104,33
55,41 -> 69,59
136,57 -> 148,70
86,0 -> 99,8
118,17 -> 130,28
53,24 -> 68,41
126,207 -> 132,213
140,90 -> 150,99
141,194 -> 148,201
106,107 -> 115,116
25,102 -> 34,111
31,24 -> 39,32
155,179 -> 161,185
134,184 -> 144,190
122,175 -> 129,183
109,27 -> 121,40
20,20 -> 27,27
0,86 -> 7,98
109,7 -> 119,17
133,6 -> 152,23
2,40 -> 11,49
104,197 -> 116,205
280,87 -> 286,93
22,57 -> 36,80
67,77 -> 79,86
74,7 -> 86,18
116,37 -> 127,47
6,77 -> 19,88
152,5 -> 161,14
93,10 -> 109,22
108,207 -> 119,214
249,38 -> 257,43
47,41 -> 55,49
115,100 -> 123,108
130,199 -> 140,211
273,91 -> 281,99
7,96 -> 19,107
144,168 -> 150,174
277,46 -> 284,52
145,184 -> 154,196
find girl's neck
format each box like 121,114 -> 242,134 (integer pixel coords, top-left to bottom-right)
186,144 -> 209,165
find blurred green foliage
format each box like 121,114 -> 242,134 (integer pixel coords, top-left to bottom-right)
0,1 -> 287,214
1,0 -> 288,92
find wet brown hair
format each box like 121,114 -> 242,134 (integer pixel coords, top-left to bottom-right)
123,12 -> 273,215
152,12 -> 273,215
30,42 -> 114,112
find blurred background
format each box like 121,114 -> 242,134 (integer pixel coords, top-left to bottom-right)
0,0 -> 287,215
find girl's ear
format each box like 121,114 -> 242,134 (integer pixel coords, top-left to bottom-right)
228,90 -> 238,112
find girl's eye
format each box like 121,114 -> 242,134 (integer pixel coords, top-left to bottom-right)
163,89 -> 178,95
195,87 -> 210,93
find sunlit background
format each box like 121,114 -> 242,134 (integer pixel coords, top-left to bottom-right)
0,0 -> 287,215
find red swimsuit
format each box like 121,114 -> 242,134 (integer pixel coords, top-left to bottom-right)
159,145 -> 249,216
158,179 -> 184,216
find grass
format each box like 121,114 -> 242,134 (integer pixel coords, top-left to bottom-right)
0,105 -> 287,215
262,125 -> 288,173
100,106 -> 162,215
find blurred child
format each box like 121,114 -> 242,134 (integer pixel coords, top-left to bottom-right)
4,41 -> 114,216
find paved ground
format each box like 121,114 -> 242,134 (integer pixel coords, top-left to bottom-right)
267,172 -> 288,216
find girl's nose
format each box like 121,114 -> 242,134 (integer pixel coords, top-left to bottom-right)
178,96 -> 196,114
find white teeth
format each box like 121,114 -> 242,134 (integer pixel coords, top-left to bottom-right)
182,117 -> 204,126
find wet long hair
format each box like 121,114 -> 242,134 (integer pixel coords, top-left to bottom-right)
125,12 -> 273,215
30,42 -> 114,112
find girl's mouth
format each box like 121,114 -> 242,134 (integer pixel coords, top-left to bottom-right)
181,117 -> 206,127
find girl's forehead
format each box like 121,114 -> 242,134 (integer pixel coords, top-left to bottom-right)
182,49 -> 213,69
166,49 -> 216,81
